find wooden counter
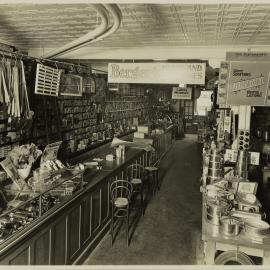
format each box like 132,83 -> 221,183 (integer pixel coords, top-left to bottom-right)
0,127 -> 175,265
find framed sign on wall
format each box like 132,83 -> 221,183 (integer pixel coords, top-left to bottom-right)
60,74 -> 83,96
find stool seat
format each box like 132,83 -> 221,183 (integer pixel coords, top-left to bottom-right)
114,197 -> 128,207
145,166 -> 158,172
131,178 -> 142,185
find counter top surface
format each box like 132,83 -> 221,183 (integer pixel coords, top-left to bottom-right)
81,147 -> 143,189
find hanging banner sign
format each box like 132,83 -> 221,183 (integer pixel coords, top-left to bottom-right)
226,61 -> 270,106
226,52 -> 270,62
108,63 -> 206,85
172,87 -> 192,100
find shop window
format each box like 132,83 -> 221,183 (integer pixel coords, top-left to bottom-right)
184,100 -> 194,120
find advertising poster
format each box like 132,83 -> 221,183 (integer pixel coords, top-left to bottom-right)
216,109 -> 225,141
172,87 -> 192,100
226,61 -> 270,106
108,62 -> 206,85
0,158 -> 26,189
41,141 -> 62,164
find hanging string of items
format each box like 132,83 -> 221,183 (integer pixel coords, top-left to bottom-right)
0,55 -> 32,129
0,50 -> 89,126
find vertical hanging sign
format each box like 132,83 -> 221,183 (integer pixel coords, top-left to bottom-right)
217,61 -> 230,108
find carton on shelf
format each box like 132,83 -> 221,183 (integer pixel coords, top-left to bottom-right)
134,132 -> 145,139
133,138 -> 154,145
137,125 -> 150,134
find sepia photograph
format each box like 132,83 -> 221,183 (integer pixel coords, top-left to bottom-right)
0,0 -> 270,269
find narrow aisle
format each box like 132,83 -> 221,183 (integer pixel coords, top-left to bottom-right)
83,134 -> 203,265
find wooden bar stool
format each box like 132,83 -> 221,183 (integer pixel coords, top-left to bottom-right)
126,163 -> 145,215
145,151 -> 160,194
110,179 -> 133,247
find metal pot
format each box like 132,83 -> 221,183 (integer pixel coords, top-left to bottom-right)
208,161 -> 223,169
206,199 -> 231,225
206,185 -> 234,201
209,155 -> 222,163
218,191 -> 235,201
243,219 -> 270,239
220,216 -> 242,236
207,168 -> 223,183
206,184 -> 222,195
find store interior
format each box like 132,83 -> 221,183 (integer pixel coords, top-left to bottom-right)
0,1 -> 270,266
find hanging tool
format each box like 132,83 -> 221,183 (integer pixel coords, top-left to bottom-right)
12,63 -> 20,119
20,60 -> 31,118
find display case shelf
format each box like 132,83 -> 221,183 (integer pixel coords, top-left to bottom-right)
0,168 -> 84,245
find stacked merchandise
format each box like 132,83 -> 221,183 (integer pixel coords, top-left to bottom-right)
201,138 -> 268,265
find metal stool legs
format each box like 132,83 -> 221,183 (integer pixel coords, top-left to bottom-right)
131,183 -> 144,215
140,188 -> 144,215
110,203 -> 114,246
127,164 -> 145,216
110,180 -> 132,247
126,206 -> 129,247
110,203 -> 130,247
146,168 -> 159,195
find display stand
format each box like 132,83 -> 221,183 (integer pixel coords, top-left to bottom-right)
202,204 -> 270,265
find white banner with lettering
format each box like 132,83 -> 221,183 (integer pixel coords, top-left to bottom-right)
108,63 -> 206,84
172,87 -> 192,100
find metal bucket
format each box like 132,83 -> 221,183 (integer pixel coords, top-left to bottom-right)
208,150 -> 223,179
206,199 -> 231,225
220,216 -> 242,236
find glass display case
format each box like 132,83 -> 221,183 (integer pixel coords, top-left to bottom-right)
0,167 -> 84,244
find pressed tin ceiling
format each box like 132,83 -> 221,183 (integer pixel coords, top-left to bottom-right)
1,3 -> 270,49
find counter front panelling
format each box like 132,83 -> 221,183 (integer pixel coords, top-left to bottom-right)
0,147 -> 146,265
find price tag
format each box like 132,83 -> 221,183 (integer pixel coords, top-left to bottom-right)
249,152 -> 260,165
224,149 -> 238,162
